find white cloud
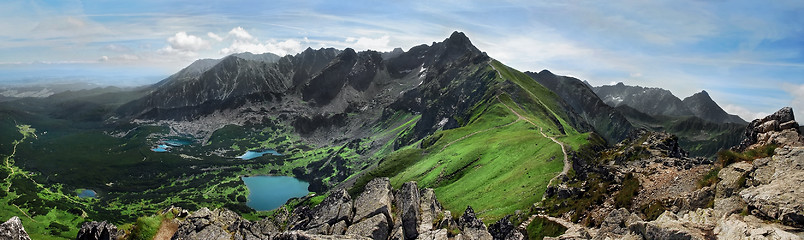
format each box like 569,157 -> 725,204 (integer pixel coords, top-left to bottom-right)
723,104 -> 768,122
228,27 -> 255,41
219,27 -> 304,56
167,32 -> 209,51
207,32 -> 223,41
220,39 -> 303,56
158,32 -> 210,57
98,54 -> 140,62
344,35 -> 392,51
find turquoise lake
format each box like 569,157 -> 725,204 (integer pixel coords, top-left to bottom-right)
237,149 -> 282,160
151,144 -> 169,152
241,176 -> 309,211
77,189 -> 96,198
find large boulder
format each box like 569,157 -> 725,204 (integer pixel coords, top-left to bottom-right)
306,189 -> 353,231
457,206 -> 492,240
171,208 -> 250,240
394,182 -> 421,240
345,214 -> 390,240
627,210 -> 714,240
0,217 -> 31,240
714,214 -> 800,240
747,147 -> 804,187
353,178 -> 393,223
418,188 -> 442,233
740,171 -> 804,228
598,208 -> 632,236
715,162 -> 752,198
488,216 -> 524,240
76,221 -> 120,240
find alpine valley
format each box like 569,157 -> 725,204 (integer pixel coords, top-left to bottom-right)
1,32 -> 802,240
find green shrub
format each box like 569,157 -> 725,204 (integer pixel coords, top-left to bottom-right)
717,144 -> 776,166
697,168 -> 720,189
348,148 -> 423,196
129,216 -> 161,240
526,216 -> 567,240
639,200 -> 666,221
614,173 -> 640,209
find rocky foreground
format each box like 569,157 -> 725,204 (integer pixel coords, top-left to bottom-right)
545,107 -> 804,240
70,178 -> 514,240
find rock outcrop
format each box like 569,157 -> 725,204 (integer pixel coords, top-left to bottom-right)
738,107 -> 804,150
166,178 -> 494,240
76,221 -> 121,240
546,109 -> 804,239
0,217 -> 31,240
739,147 -> 804,228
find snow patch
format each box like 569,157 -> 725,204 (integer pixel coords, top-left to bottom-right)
437,118 -> 449,128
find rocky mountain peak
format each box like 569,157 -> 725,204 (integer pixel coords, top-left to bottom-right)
445,31 -> 471,46
682,89 -> 746,124
538,69 -> 555,76
230,51 -> 281,62
437,31 -> 483,61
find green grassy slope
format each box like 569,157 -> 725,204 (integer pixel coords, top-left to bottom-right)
355,60 -> 588,223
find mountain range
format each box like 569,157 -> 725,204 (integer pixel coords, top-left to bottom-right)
1,31 -> 800,240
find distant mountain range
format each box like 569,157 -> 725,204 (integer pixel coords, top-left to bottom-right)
528,74 -> 746,157
593,82 -> 745,124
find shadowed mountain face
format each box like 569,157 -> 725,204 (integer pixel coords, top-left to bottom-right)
526,70 -> 632,144
682,90 -> 745,124
593,83 -> 694,117
529,77 -> 744,157
592,83 -> 745,124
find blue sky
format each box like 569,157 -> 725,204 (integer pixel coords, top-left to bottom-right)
1,0 -> 803,120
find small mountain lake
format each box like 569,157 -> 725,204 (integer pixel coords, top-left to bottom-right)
237,149 -> 282,160
241,176 -> 309,211
151,144 -> 170,152
77,189 -> 97,198
151,138 -> 193,152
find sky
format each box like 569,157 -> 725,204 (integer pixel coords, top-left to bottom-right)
0,0 -> 803,121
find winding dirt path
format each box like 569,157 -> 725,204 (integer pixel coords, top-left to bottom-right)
488,63 -> 569,187
494,94 -> 568,190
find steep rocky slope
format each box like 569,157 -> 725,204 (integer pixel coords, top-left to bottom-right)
526,70 -> 632,144
682,90 -> 745,124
